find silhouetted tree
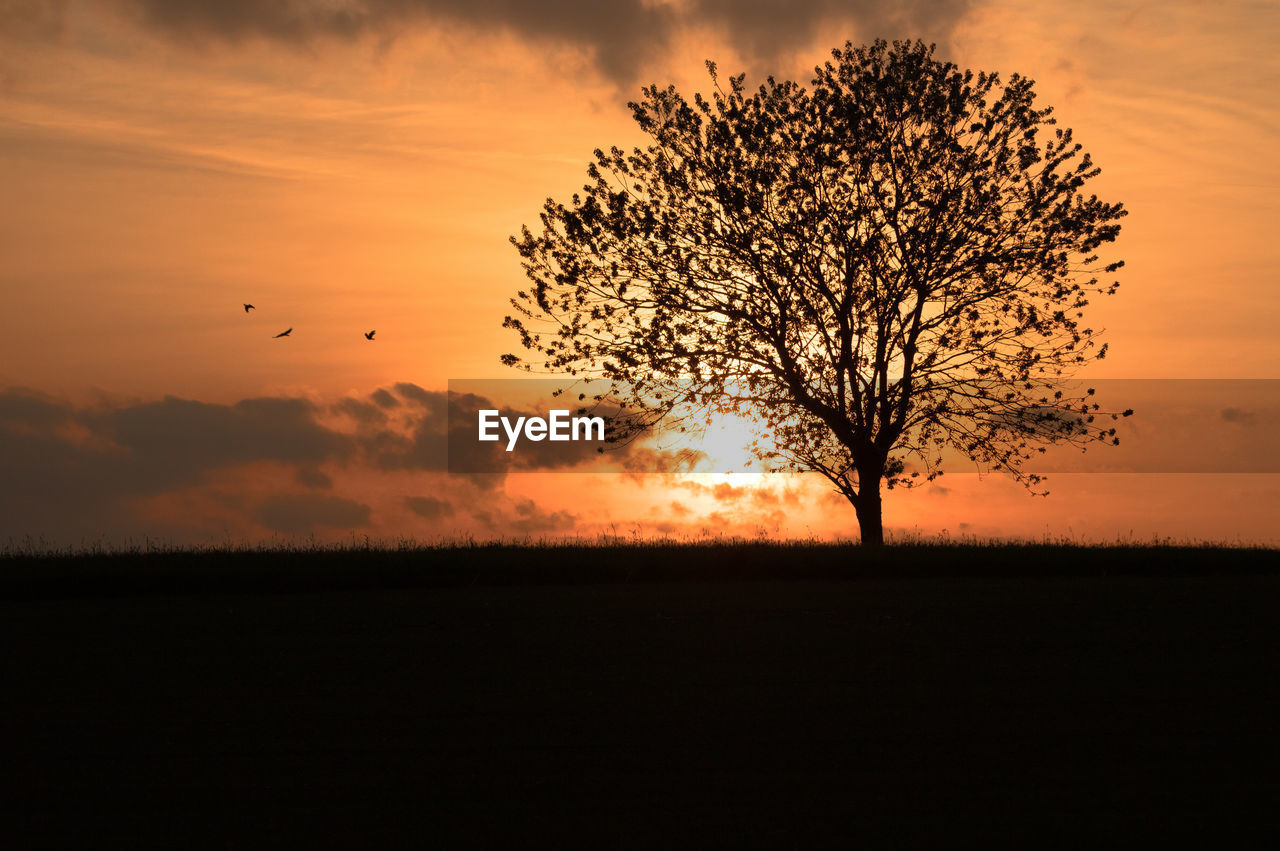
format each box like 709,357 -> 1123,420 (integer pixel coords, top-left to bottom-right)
505,39 -> 1131,546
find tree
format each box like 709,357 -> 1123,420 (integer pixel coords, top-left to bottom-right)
504,39 -> 1132,546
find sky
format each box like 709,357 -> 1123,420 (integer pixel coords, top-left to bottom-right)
1,0 -> 1278,548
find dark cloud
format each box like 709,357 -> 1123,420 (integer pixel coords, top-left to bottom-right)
405,495 -> 454,519
688,0 -> 971,70
0,382 -> 634,548
359,385 -> 497,488
1221,407 -> 1256,424
357,382 -> 458,477
332,396 -> 387,425
5,0 -> 975,86
296,467 -> 334,489
0,388 -> 361,545
391,382 -> 444,411
0,388 -> 73,432
370,388 -> 399,409
114,0 -> 675,85
100,396 -> 350,489
255,493 -> 371,535
0,390 -> 138,543
474,496 -> 576,536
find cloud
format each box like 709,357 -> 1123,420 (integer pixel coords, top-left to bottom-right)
0,382 -> 636,547
295,467 -> 333,489
255,493 -> 371,534
687,0 -> 972,66
750,488 -> 779,506
474,496 -> 577,536
370,388 -> 399,409
712,482 -> 745,501
358,385 -> 498,489
113,0 -> 676,85
332,396 -> 388,425
1221,407 -> 1256,424
701,511 -> 728,531
98,395 -> 351,491
620,447 -> 709,483
5,0 -> 976,86
0,387 -> 361,544
0,388 -> 73,433
405,495 -> 454,519
0,389 -> 136,542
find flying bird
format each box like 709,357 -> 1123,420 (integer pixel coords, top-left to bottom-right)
273,328 -> 292,338
364,330 -> 376,341
243,304 -> 254,313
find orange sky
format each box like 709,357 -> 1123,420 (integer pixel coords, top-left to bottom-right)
1,0 -> 1278,547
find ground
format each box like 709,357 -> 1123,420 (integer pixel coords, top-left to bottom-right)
4,544 -> 1279,847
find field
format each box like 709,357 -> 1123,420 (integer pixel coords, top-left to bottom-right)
4,543 -> 1279,847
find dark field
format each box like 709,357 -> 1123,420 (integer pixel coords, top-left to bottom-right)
4,544 -> 1280,847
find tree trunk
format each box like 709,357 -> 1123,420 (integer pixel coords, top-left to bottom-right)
853,475 -> 884,547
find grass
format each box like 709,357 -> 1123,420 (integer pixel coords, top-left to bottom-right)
2,535 -> 1276,598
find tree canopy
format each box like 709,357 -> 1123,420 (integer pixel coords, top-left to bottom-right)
504,39 -> 1131,545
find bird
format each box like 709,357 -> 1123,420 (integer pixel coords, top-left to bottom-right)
273,328 -> 292,338
243,304 -> 255,313
364,330 -> 376,341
